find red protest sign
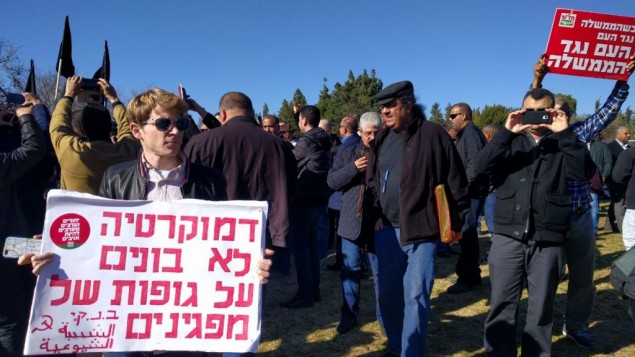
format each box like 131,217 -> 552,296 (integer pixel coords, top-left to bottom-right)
545,8 -> 635,81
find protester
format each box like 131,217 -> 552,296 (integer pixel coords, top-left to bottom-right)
325,116 -> 352,271
612,146 -> 635,250
327,112 -> 382,334
589,134 -> 613,235
49,76 -> 139,194
608,126 -> 632,232
280,105 -> 332,309
531,55 -> 634,349
479,87 -> 594,356
184,92 -> 296,270
0,103 -> 47,356
446,102 -> 488,294
21,88 -> 273,357
367,81 -> 470,356
481,123 -> 500,238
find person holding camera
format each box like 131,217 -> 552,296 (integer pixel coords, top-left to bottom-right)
479,88 -> 595,356
0,103 -> 47,356
530,54 -> 635,349
49,76 -> 139,194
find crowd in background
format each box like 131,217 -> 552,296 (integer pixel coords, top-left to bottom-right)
1,54 -> 635,357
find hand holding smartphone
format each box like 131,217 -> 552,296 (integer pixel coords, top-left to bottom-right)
2,237 -> 42,259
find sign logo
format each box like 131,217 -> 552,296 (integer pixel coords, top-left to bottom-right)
49,213 -> 91,249
559,13 -> 576,28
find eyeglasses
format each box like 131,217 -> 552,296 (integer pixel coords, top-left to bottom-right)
143,117 -> 190,132
379,99 -> 399,109
449,113 -> 463,119
524,107 -> 547,111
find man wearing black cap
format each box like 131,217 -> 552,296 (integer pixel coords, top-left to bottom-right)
367,80 -> 470,356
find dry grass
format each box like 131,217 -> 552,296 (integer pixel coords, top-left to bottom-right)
257,210 -> 635,356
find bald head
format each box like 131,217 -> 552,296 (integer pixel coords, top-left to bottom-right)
318,119 -> 332,134
339,116 -> 358,138
219,92 -> 255,124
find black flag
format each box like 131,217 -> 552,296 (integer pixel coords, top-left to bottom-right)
93,41 -> 110,81
24,60 -> 36,93
56,16 -> 75,78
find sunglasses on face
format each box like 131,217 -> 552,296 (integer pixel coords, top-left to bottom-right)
449,113 -> 463,119
143,117 -> 190,132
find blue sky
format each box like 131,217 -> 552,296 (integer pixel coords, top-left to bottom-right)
2,0 -> 635,117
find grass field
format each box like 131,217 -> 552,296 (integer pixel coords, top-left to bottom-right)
256,212 -> 635,356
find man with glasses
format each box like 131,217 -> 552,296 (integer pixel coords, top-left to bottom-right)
327,112 -> 382,334
367,81 -> 469,356
34,89 -> 274,357
446,103 -> 488,293
479,88 -> 594,356
50,75 -> 139,194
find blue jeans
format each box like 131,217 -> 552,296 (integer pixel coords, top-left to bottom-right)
375,226 -> 436,356
341,237 -> 364,320
367,252 -> 383,329
564,208 -> 596,331
289,204 -> 325,301
484,191 -> 496,235
590,192 -> 600,235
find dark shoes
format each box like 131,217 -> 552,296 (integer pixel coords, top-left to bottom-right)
279,295 -> 313,309
563,327 -> 597,349
336,318 -> 357,334
447,280 -> 475,294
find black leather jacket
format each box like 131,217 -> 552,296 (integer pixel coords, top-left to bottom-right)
99,155 -> 227,201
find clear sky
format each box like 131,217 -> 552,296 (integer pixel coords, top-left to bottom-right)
2,0 -> 635,118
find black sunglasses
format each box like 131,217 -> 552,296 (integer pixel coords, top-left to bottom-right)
143,117 -> 190,132
449,113 -> 464,119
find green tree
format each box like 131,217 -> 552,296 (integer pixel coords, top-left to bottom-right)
262,103 -> 269,117
322,69 -> 382,123
444,102 -> 453,118
474,104 -> 510,128
278,99 -> 294,127
429,102 -> 443,123
316,78 -> 330,118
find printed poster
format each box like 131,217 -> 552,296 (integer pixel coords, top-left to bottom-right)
24,190 -> 268,355
545,8 -> 635,81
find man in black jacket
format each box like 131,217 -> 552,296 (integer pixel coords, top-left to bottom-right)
478,88 -> 594,357
367,81 -> 470,356
446,102 -> 488,294
0,103 -> 47,357
280,105 -> 332,309
607,126 -> 631,232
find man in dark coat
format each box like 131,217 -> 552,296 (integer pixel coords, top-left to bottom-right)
184,92 -> 297,250
367,81 -> 470,356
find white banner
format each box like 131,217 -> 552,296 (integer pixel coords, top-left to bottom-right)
24,190 -> 268,355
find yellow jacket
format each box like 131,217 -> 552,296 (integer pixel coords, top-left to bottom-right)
50,97 -> 140,194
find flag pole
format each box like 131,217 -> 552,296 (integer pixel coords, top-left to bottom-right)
54,59 -> 62,100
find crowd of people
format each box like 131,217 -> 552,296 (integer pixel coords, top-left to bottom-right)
0,54 -> 634,357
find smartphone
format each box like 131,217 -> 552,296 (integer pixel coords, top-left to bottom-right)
2,237 -> 42,259
522,110 -> 551,125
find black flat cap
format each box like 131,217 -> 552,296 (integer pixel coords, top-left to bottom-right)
375,80 -> 414,105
